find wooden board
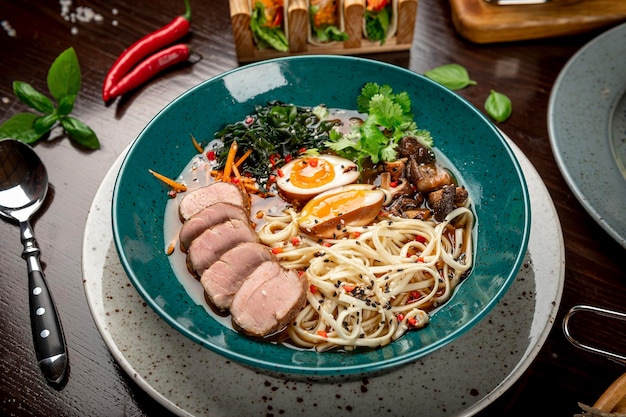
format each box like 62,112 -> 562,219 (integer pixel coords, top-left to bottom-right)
230,0 -> 418,62
449,0 -> 626,43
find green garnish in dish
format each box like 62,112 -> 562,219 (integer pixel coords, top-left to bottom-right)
213,82 -> 433,191
326,82 -> 433,167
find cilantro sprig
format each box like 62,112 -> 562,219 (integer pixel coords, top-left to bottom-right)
326,82 -> 433,167
0,47 -> 100,149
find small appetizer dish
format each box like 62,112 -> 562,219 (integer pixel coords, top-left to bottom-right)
112,55 -> 530,380
363,0 -> 397,45
308,0 -> 349,46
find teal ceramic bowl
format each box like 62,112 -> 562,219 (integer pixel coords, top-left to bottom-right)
112,55 -> 530,379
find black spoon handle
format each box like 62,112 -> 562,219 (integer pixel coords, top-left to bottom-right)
21,221 -> 68,384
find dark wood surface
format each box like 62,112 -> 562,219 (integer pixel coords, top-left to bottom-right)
1,1 -> 626,416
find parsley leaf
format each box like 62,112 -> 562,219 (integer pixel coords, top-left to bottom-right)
327,82 -> 434,167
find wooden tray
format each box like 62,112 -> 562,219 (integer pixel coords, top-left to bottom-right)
449,0 -> 626,43
230,0 -> 418,62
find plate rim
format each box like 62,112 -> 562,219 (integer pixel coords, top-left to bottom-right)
548,22 -> 626,249
81,135 -> 562,417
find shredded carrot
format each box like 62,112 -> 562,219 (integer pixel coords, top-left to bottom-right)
222,141 -> 238,181
244,182 -> 259,193
190,134 -> 204,153
234,148 -> 253,168
149,169 -> 187,193
231,161 -> 243,183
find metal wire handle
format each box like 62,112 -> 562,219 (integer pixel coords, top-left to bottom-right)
563,305 -> 626,365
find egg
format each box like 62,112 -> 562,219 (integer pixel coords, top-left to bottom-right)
276,155 -> 360,202
298,184 -> 386,239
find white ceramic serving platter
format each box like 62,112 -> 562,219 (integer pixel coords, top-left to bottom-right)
82,138 -> 564,417
548,22 -> 626,249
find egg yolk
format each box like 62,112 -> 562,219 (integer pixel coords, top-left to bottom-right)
289,158 -> 335,189
302,189 -> 368,220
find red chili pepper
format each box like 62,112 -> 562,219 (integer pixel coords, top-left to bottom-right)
102,0 -> 191,102
107,44 -> 191,100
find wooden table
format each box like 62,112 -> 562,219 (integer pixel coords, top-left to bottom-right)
1,1 -> 626,415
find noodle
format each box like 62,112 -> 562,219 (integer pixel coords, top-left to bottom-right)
257,205 -> 474,351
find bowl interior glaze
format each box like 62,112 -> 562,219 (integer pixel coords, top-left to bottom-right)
112,56 -> 530,379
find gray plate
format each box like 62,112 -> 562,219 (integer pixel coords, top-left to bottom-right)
81,137 -> 564,417
549,22 -> 626,248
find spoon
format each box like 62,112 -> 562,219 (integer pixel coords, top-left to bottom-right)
0,138 -> 67,384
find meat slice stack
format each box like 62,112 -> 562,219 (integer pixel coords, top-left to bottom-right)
178,182 -> 307,338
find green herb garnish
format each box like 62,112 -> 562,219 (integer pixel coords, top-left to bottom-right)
485,89 -> 512,123
0,47 -> 100,149
424,64 -> 477,91
326,82 -> 433,167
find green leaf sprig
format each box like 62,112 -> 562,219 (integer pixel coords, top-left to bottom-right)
0,47 -> 100,149
424,64 -> 477,90
326,82 -> 433,167
485,90 -> 512,123
424,63 -> 512,123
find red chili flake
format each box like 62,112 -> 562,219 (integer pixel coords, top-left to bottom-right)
397,314 -> 405,322
291,236 -> 300,246
417,256 -> 425,263
323,242 -> 332,247
309,284 -> 317,293
298,147 -> 307,154
271,247 -> 283,254
407,317 -> 418,327
245,116 -> 254,125
277,168 -> 284,178
231,177 -> 240,184
269,154 -> 277,167
390,181 -> 398,188
415,235 -> 426,243
343,284 -> 355,293
284,154 -> 292,163
317,330 -> 328,338
352,231 -> 361,238
308,158 -> 318,168
206,150 -> 216,161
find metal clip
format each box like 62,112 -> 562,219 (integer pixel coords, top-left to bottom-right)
563,305 -> 626,365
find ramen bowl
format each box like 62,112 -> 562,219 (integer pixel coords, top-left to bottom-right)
112,55 -> 530,380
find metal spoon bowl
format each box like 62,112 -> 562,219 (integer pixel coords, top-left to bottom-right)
0,138 -> 67,384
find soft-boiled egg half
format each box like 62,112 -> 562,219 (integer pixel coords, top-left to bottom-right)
298,184 -> 386,239
276,155 -> 360,202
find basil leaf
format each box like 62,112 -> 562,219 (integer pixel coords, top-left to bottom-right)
485,89 -> 512,122
47,47 -> 81,101
57,94 -> 76,116
424,64 -> 477,91
34,113 -> 59,134
0,112 -> 45,143
61,116 -> 100,149
13,81 -> 55,113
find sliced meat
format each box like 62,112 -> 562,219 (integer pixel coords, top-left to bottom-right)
186,219 -> 259,277
230,261 -> 307,337
179,203 -> 251,252
178,181 -> 250,222
201,242 -> 275,311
